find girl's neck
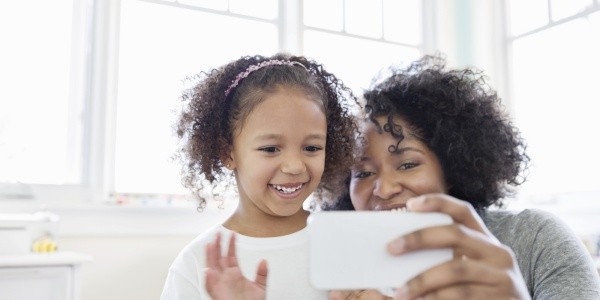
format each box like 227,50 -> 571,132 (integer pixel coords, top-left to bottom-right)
223,208 -> 310,238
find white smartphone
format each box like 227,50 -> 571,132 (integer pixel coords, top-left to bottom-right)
307,211 -> 453,291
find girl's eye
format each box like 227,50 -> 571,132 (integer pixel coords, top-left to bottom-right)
259,146 -> 279,153
304,145 -> 323,152
399,162 -> 418,170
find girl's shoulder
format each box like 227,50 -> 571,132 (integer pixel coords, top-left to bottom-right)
180,224 -> 230,256
171,224 -> 227,264
181,224 -> 310,257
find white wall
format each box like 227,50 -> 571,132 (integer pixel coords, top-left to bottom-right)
56,205 -> 235,300
59,235 -> 193,300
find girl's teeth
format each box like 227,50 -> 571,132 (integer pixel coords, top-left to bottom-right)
272,184 -> 302,194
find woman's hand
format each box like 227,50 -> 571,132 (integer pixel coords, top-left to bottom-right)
205,232 -> 268,300
388,194 -> 530,300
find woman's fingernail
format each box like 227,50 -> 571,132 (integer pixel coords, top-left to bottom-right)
406,196 -> 425,210
387,238 -> 405,254
394,285 -> 408,299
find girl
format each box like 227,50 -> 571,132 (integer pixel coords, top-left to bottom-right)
160,53 -> 358,299
330,55 -> 600,299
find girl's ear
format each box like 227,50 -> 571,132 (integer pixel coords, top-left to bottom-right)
223,158 -> 235,170
221,148 -> 236,170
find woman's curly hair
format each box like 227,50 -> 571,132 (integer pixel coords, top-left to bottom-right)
329,54 -> 529,212
175,53 -> 359,210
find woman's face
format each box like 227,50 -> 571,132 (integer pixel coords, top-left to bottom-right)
350,115 -> 449,211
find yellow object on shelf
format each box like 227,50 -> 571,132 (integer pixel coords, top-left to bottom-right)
32,237 -> 58,253
1,211 -> 60,254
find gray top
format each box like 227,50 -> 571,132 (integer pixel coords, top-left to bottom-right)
483,209 -> 600,299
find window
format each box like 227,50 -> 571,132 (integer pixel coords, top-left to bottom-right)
303,0 -> 423,93
505,1 -> 600,203
0,0 -> 89,200
114,0 -> 278,195
114,0 -> 424,200
1,0 -> 425,206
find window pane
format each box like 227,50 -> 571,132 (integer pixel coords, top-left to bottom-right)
383,0 -> 422,45
178,0 -> 227,11
591,11 -> 600,31
304,0 -> 344,31
345,0 -> 382,38
0,0 -> 83,185
115,0 -> 278,194
229,0 -> 278,19
550,0 -> 594,21
304,30 -> 421,93
507,0 -> 549,36
511,18 -> 600,197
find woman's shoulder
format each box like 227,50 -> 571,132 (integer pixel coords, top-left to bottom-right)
484,208 -> 563,230
483,208 -> 578,245
484,209 -> 600,297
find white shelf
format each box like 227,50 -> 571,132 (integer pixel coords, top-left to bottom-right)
0,251 -> 92,300
0,251 -> 92,268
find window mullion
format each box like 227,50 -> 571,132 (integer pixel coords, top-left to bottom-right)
279,0 -> 302,53
493,0 -> 513,113
422,0 -> 437,54
86,0 -> 121,204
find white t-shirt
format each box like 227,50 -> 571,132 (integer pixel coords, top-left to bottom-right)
161,224 -> 328,300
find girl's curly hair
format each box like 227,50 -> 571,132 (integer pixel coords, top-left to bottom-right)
329,54 -> 529,212
175,53 -> 359,210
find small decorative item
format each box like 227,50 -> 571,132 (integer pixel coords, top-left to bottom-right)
0,211 -> 60,255
32,235 -> 58,253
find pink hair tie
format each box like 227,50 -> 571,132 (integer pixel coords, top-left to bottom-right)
224,60 -> 307,97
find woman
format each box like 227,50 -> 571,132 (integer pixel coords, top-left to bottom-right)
328,55 -> 600,299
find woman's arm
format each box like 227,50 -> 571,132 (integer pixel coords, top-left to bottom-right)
521,209 -> 600,299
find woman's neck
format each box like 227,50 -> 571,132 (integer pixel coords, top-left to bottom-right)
223,208 -> 310,238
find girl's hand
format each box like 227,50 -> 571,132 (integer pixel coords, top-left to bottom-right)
329,289 -> 392,299
205,232 -> 268,300
388,194 -> 531,300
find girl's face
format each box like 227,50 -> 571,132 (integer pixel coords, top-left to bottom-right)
350,115 -> 448,211
228,86 -> 327,219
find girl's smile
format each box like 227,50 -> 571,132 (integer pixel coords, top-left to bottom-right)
269,182 -> 305,197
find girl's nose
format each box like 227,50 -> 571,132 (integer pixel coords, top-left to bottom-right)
281,154 -> 306,175
372,175 -> 402,200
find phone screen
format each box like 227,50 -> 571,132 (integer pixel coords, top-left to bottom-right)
307,211 -> 453,290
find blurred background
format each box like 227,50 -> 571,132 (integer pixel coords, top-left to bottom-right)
1,0 -> 599,299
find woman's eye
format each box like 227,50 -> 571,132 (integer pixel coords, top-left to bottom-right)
352,171 -> 373,179
399,162 -> 418,170
259,146 -> 278,153
304,145 -> 323,152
